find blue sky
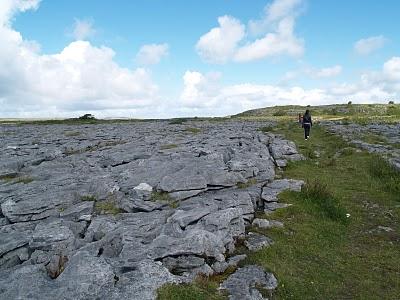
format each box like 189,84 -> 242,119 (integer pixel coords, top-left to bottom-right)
1,0 -> 399,118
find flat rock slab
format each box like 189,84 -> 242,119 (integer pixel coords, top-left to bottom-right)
220,265 -> 278,300
244,232 -> 274,251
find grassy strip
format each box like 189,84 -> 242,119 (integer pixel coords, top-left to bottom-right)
247,122 -> 400,299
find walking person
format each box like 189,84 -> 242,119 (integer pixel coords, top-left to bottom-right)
302,109 -> 312,140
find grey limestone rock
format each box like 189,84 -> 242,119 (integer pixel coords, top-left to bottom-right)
220,265 -> 278,300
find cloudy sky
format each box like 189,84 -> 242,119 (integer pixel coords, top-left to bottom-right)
0,0 -> 399,118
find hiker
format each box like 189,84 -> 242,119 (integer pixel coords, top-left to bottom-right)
298,113 -> 303,126
302,109 -> 312,140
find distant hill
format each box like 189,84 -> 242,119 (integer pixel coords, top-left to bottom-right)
234,103 -> 400,118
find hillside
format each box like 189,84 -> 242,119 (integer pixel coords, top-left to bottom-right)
235,103 -> 400,119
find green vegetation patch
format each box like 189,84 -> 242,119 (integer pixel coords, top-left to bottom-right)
95,201 -> 121,215
361,133 -> 388,144
160,144 -> 178,150
169,118 -> 187,125
369,154 -> 400,195
150,191 -> 178,208
237,178 -> 257,189
80,195 -> 97,202
64,130 -> 81,137
185,127 -> 202,134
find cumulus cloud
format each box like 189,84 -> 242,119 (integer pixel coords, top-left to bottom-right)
281,65 -> 342,83
0,1 -> 159,118
135,43 -> 169,65
180,58 -> 399,116
72,18 -> 95,40
196,0 -> 304,64
354,35 -> 387,55
196,16 -> 245,64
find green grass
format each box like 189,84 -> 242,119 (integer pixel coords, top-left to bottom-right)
245,122 -> 400,299
160,144 -> 179,150
361,133 -> 388,144
95,201 -> 121,215
237,178 -> 257,189
158,275 -> 227,300
64,130 -> 81,137
369,155 -> 400,194
150,191 -> 178,208
185,127 -> 202,134
14,176 -> 34,184
169,118 -> 187,125
80,195 -> 97,202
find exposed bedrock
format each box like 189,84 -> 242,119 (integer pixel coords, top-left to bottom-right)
0,121 -> 304,299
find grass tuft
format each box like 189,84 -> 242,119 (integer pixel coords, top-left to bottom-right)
300,180 -> 348,223
237,178 -> 257,189
185,127 -> 202,134
160,144 -> 178,150
169,118 -> 187,125
369,155 -> 400,195
81,195 -> 97,202
95,201 -> 121,215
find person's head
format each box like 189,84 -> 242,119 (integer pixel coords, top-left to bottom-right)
305,109 -> 310,116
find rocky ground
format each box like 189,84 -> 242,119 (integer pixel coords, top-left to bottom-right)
321,121 -> 400,170
0,121 -> 304,300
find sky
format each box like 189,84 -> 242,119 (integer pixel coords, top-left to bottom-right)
0,0 -> 399,118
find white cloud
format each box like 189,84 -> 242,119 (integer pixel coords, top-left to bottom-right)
354,35 -> 387,55
281,65 -> 342,82
181,71 -> 221,107
196,0 -> 304,64
234,17 -> 304,62
0,0 -> 40,25
311,65 -> 342,78
72,18 -> 95,40
383,56 -> 400,81
0,1 -> 159,118
136,43 -> 169,65
195,16 -> 245,64
180,58 -> 399,116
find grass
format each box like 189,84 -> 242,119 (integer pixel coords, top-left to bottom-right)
160,144 -> 179,150
369,154 -> 400,194
95,201 -> 121,215
169,118 -> 187,125
158,275 -> 227,300
185,127 -> 202,134
64,130 -> 81,137
80,195 -> 97,201
157,121 -> 400,300
361,133 -> 388,144
245,122 -> 400,299
0,174 -> 34,184
150,191 -> 179,208
237,178 -> 257,189
14,176 -> 34,184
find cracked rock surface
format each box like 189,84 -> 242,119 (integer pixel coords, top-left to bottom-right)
0,121 -> 303,299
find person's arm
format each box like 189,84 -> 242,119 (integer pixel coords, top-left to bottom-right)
310,116 -> 313,126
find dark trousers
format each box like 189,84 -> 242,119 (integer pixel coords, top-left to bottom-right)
303,124 -> 311,139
